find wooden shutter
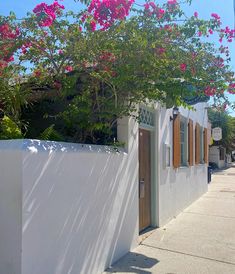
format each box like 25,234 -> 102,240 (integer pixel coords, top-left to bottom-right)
195,123 -> 200,165
173,114 -> 181,168
188,119 -> 193,166
204,128 -> 208,164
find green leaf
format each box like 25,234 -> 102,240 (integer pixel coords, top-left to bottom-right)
0,116 -> 23,140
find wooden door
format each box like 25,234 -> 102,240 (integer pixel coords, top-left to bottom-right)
139,129 -> 151,232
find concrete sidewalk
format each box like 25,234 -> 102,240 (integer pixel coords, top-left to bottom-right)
104,166 -> 235,274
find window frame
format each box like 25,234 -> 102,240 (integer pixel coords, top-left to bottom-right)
180,117 -> 188,167
200,126 -> 204,164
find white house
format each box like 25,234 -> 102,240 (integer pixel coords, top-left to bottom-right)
0,102 -> 209,274
209,145 -> 226,169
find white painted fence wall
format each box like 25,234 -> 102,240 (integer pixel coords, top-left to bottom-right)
0,141 -> 22,274
0,133 -> 138,274
0,104 -> 210,273
157,103 -> 208,226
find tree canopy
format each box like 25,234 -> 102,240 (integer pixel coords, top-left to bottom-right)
0,0 -> 235,143
208,108 -> 235,152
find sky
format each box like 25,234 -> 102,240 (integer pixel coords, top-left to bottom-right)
1,0 -> 235,115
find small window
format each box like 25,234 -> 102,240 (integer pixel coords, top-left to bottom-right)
139,107 -> 154,128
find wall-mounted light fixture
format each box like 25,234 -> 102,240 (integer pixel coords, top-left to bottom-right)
170,106 -> 180,121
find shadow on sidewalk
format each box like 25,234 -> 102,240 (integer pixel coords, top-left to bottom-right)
105,252 -> 159,273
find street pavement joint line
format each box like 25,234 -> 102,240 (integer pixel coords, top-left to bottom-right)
141,243 -> 235,267
183,211 -> 235,219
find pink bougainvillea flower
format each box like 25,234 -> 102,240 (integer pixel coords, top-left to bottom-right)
0,23 -> 20,39
180,63 -> 187,72
211,13 -> 220,20
204,86 -> 216,96
198,31 -> 202,37
167,0 -> 178,12
228,83 -> 235,94
34,70 -> 41,77
58,49 -> 63,55
168,0 -> 177,4
65,65 -> 73,72
33,1 -> 64,27
90,20 -> 96,31
208,29 -> 213,35
164,24 -> 172,32
194,11 -> 198,18
214,57 -> 224,68
156,47 -> 166,55
4,56 -> 14,63
156,8 -> 165,19
87,0 -> 134,30
21,47 -> 27,55
99,51 -> 116,62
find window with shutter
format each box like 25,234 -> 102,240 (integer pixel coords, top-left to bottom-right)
188,119 -> 193,166
204,128 -> 208,164
200,127 -> 204,163
195,123 -> 200,165
173,114 -> 181,168
180,118 -> 188,166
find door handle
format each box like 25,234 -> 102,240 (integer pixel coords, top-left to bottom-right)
139,180 -> 145,198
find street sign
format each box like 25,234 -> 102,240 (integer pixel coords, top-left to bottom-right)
212,127 -> 222,141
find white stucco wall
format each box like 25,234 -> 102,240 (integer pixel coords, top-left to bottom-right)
157,103 -> 208,226
0,141 -> 22,274
209,146 -> 225,169
0,131 -> 138,274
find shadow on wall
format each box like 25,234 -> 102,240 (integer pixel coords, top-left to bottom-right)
22,140 -> 138,274
105,252 -> 159,274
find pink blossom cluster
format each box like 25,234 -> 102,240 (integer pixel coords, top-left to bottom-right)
220,26 -> 235,43
204,86 -> 216,96
210,13 -> 221,26
213,57 -> 224,68
228,83 -> 235,94
211,13 -> 220,21
34,69 -> 41,77
21,42 -> 32,55
0,23 -> 20,39
180,63 -> 187,72
99,51 -> 116,62
144,2 -> 165,19
168,0 -> 177,4
0,23 -> 20,72
167,0 -> 178,12
65,65 -> 73,72
95,51 -> 117,75
33,1 -> 64,27
155,47 -> 166,55
87,0 -> 135,31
